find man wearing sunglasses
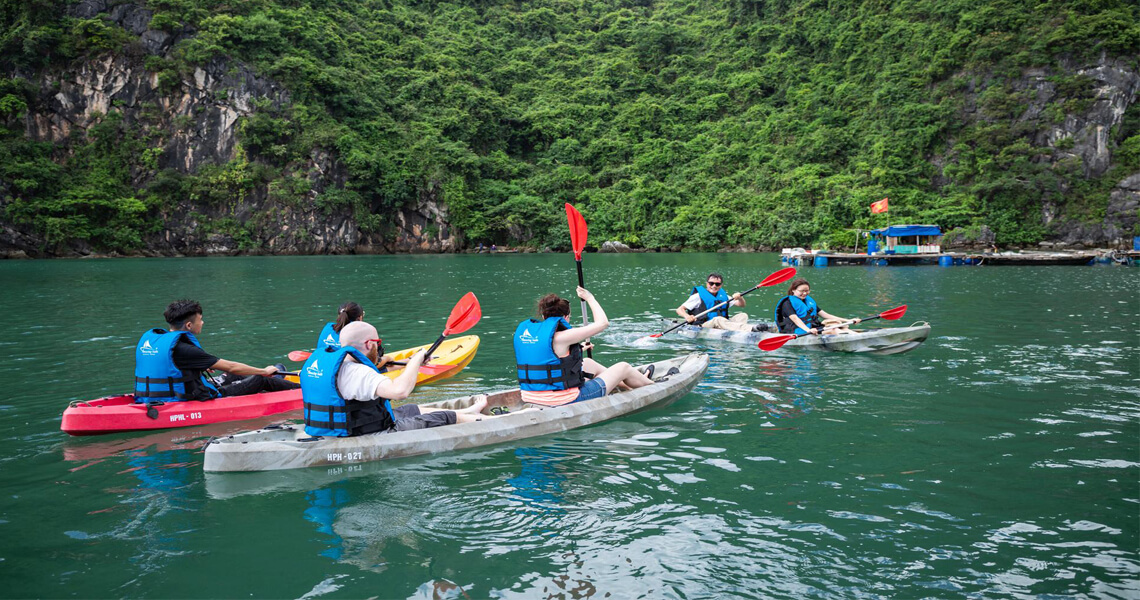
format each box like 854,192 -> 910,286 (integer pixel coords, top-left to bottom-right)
674,273 -> 759,332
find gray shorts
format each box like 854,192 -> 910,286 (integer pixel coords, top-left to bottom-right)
391,403 -> 457,431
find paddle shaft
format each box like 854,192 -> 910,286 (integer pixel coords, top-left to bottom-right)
760,308 -> 901,351
802,308 -> 901,336
819,313 -> 880,333
575,259 -> 593,358
423,335 -> 446,362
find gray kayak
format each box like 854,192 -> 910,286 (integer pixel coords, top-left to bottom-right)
669,321 -> 931,355
203,353 -> 709,472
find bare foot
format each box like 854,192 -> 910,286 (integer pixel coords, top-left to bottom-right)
460,394 -> 488,414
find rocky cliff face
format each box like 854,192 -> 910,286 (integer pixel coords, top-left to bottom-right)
951,54 -> 1139,248
1,4 -> 1136,257
1,1 -> 457,257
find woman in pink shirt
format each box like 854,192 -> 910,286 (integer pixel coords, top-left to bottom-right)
513,287 -> 657,407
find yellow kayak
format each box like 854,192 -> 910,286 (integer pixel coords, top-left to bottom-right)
286,335 -> 479,385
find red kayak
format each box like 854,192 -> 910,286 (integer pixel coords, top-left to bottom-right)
60,390 -> 303,436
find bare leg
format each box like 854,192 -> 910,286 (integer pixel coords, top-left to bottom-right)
419,395 -> 497,423
702,316 -> 753,332
582,357 -> 605,377
597,361 -> 654,393
582,357 -> 633,390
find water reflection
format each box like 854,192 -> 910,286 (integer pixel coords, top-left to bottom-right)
304,484 -> 350,561
507,447 -> 568,512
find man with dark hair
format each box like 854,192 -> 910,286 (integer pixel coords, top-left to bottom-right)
133,299 -> 299,404
675,273 -> 760,332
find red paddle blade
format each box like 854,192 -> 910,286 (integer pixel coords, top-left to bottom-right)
414,363 -> 458,376
565,203 -> 588,260
758,334 -> 796,351
757,267 -> 797,288
879,305 -> 908,320
443,292 -> 482,335
287,350 -> 312,362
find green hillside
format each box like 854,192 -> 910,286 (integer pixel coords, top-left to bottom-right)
2,0 -> 1138,253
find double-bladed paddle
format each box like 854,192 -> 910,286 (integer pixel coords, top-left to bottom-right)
422,292 -> 482,361
287,292 -> 481,373
286,350 -> 458,376
637,267 -> 797,344
757,305 -> 909,351
287,349 -> 313,362
565,203 -> 593,358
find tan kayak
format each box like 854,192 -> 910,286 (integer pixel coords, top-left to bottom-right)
204,352 -> 709,472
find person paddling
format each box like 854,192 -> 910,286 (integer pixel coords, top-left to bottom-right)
675,273 -> 762,332
134,300 -> 299,404
514,287 -> 659,407
775,278 -> 861,335
301,321 -> 492,437
315,302 -> 394,371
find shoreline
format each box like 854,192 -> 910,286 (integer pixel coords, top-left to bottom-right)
2,243 -> 1129,260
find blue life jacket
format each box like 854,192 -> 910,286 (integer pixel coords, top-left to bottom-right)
315,322 -> 341,352
134,329 -> 219,403
301,346 -> 396,437
690,285 -> 730,324
514,317 -> 584,391
775,295 -> 820,334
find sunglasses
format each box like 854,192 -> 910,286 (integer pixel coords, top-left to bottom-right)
707,281 -> 722,286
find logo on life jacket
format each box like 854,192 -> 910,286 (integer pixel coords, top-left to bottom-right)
140,340 -> 159,356
323,334 -> 337,345
306,360 -> 324,378
519,328 -> 539,344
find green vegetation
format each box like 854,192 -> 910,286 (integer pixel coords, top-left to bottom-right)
1,0 -> 1138,252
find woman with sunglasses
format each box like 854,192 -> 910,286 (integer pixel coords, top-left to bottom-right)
675,273 -> 759,332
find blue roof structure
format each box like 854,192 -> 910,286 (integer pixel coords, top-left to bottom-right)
869,225 -> 942,237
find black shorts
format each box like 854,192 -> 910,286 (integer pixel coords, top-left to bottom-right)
391,403 -> 457,431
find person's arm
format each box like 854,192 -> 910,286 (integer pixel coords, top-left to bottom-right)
555,287 -> 608,345
817,309 -> 860,328
210,359 -> 278,377
676,293 -> 702,323
372,349 -> 425,401
780,302 -> 817,335
731,292 -> 745,307
788,314 -> 816,334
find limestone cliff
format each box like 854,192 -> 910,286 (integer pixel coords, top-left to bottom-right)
1,1 -> 457,257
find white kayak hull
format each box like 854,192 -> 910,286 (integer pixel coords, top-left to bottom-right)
670,322 -> 931,355
203,353 -> 709,472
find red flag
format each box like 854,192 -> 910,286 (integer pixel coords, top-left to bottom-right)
870,197 -> 889,214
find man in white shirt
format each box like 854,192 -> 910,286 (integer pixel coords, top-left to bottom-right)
337,322 -> 489,433
674,273 -> 758,332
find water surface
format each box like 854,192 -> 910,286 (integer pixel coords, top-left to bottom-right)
0,254 -> 1136,598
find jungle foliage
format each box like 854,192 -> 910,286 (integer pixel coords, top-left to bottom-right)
1,0 -> 1138,251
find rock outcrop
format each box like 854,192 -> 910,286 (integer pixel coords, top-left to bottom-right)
946,54 -> 1140,248
1,1 -> 456,257
599,240 -> 632,253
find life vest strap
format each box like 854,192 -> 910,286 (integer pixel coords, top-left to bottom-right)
134,375 -> 195,400
517,363 -> 576,385
303,401 -> 349,431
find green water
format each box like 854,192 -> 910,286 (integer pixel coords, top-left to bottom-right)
0,254 -> 1136,599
